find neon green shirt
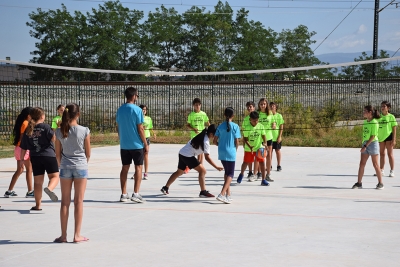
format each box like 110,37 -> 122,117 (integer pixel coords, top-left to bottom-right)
143,116 -> 153,138
258,111 -> 273,141
51,115 -> 62,129
187,111 -> 209,139
363,119 -> 379,143
243,123 -> 266,152
271,113 -> 284,141
241,115 -> 251,130
378,113 -> 397,142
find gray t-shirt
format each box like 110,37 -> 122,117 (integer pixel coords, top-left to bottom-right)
56,125 -> 90,169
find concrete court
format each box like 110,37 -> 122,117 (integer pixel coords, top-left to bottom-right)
0,144 -> 399,267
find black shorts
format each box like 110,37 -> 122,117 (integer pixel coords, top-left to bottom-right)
265,139 -> 272,146
272,141 -> 282,150
178,154 -> 200,171
146,138 -> 150,146
383,133 -> 393,142
30,156 -> 59,176
121,149 -> 144,166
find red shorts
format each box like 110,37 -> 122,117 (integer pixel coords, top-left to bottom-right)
243,151 -> 264,163
14,146 -> 30,161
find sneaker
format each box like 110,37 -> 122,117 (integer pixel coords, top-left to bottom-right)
247,172 -> 255,182
256,172 -> 262,181
376,183 -> 384,190
143,173 -> 148,180
236,173 -> 244,184
277,165 -> 282,172
261,180 -> 270,186
131,192 -> 144,203
352,182 -> 362,189
374,169 -> 384,176
44,187 -> 58,202
161,186 -> 169,195
226,195 -> 233,202
216,194 -> 226,202
120,194 -> 130,202
184,166 -> 190,174
389,170 -> 395,177
25,191 -> 34,198
199,190 -> 214,198
265,174 -> 274,182
4,190 -> 17,198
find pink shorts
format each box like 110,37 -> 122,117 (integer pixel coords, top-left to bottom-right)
14,146 -> 30,161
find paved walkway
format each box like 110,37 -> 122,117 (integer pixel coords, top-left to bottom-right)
1,145 -> 399,266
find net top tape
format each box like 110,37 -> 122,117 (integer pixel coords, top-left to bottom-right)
1,56 -> 399,76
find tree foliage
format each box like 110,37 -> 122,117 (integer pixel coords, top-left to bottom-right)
25,0 -> 399,81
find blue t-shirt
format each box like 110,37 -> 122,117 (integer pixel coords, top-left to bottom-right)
116,103 -> 144,150
215,121 -> 241,161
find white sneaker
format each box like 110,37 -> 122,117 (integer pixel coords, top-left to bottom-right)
216,194 -> 225,203
226,195 -> 233,202
389,170 -> 395,177
143,173 -> 148,180
131,192 -> 144,203
247,174 -> 255,182
120,194 -> 129,202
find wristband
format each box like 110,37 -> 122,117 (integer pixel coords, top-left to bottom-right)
363,144 -> 367,148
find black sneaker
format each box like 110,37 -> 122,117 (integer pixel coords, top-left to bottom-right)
161,186 -> 169,195
376,183 -> 384,190
247,172 -> 254,179
352,182 -> 362,189
256,172 -> 262,180
199,190 -> 215,198
25,191 -> 34,198
4,191 -> 17,198
277,166 -> 282,172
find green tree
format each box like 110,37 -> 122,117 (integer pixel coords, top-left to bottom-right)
277,25 -> 329,79
88,1 -> 147,80
340,50 -> 392,79
144,5 -> 184,77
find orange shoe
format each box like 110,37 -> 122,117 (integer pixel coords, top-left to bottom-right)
184,166 -> 190,174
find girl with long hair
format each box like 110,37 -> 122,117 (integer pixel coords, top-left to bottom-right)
20,107 -> 59,210
55,103 -> 91,243
213,107 -> 241,204
353,105 -> 383,189
4,107 -> 33,198
161,124 -> 223,198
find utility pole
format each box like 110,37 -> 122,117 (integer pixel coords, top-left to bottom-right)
372,0 -> 379,79
372,0 -> 397,79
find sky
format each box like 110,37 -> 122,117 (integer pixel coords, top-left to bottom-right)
0,0 -> 399,63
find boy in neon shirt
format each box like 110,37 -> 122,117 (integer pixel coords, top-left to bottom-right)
187,98 -> 210,168
241,101 -> 256,180
236,111 -> 270,186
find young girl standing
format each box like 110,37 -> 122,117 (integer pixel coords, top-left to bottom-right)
377,101 -> 397,177
55,103 -> 91,243
4,107 -> 34,198
257,98 -> 274,182
352,105 -> 383,189
270,102 -> 285,172
160,124 -> 223,198
52,105 -> 65,131
139,104 -> 156,180
213,108 -> 241,204
20,107 -> 59,210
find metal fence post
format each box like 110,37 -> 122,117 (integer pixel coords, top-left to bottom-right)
168,81 -> 171,128
368,79 -> 371,104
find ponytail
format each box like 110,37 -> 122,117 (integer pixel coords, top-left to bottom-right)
25,107 -> 44,136
190,124 -> 217,151
60,103 -> 80,138
364,105 -> 380,120
12,107 -> 32,145
224,107 -> 234,132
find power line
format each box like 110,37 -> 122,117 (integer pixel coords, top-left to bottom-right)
313,0 -> 363,53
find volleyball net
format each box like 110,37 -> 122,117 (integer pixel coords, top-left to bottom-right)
1,57 -> 400,143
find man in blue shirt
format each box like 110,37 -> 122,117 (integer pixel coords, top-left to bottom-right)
116,87 -> 148,203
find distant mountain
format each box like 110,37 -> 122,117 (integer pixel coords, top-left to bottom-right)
315,50 -> 397,64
